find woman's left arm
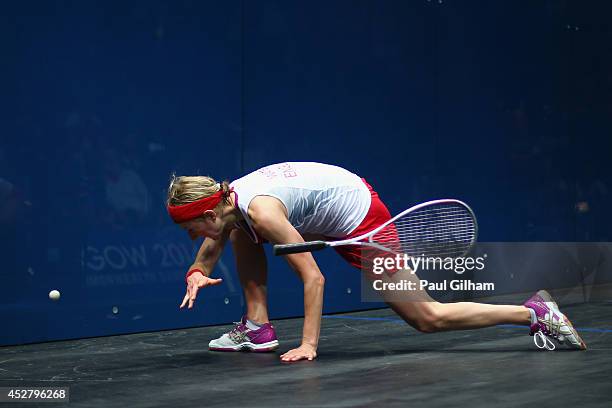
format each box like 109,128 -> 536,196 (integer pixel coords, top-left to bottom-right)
248,196 -> 325,362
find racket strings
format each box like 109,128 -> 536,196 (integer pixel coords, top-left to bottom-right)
371,204 -> 476,258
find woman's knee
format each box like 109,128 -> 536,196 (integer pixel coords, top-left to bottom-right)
230,228 -> 250,246
230,228 -> 266,260
392,301 -> 446,333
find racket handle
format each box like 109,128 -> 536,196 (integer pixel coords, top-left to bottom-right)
273,241 -> 328,255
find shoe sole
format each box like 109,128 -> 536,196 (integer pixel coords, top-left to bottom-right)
209,340 -> 279,352
537,290 -> 587,350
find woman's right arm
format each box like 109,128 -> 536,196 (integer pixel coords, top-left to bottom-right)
191,234 -> 228,277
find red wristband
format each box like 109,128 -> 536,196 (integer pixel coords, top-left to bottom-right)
185,268 -> 204,283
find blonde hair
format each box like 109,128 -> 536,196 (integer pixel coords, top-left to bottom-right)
167,174 -> 231,208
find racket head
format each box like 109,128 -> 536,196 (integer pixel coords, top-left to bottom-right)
366,199 -> 478,258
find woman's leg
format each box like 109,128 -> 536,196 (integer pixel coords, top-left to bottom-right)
341,182 -> 531,334
377,268 -> 531,333
230,228 -> 270,323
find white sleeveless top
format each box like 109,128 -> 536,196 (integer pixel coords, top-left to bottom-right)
230,162 -> 371,243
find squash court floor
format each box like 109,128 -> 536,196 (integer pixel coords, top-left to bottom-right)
1,303 -> 611,407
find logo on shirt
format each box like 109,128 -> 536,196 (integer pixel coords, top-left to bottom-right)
258,163 -> 298,179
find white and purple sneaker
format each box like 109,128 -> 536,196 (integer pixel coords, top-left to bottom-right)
524,290 -> 587,351
208,316 -> 279,352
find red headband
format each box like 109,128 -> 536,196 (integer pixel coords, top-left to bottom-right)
167,189 -> 229,224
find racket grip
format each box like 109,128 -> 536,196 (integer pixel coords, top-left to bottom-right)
273,241 -> 328,255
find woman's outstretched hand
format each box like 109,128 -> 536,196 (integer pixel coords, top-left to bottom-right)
180,271 -> 223,309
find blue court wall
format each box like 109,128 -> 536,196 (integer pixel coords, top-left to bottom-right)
1,1 -> 611,345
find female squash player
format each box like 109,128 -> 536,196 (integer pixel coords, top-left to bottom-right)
166,162 -> 586,362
